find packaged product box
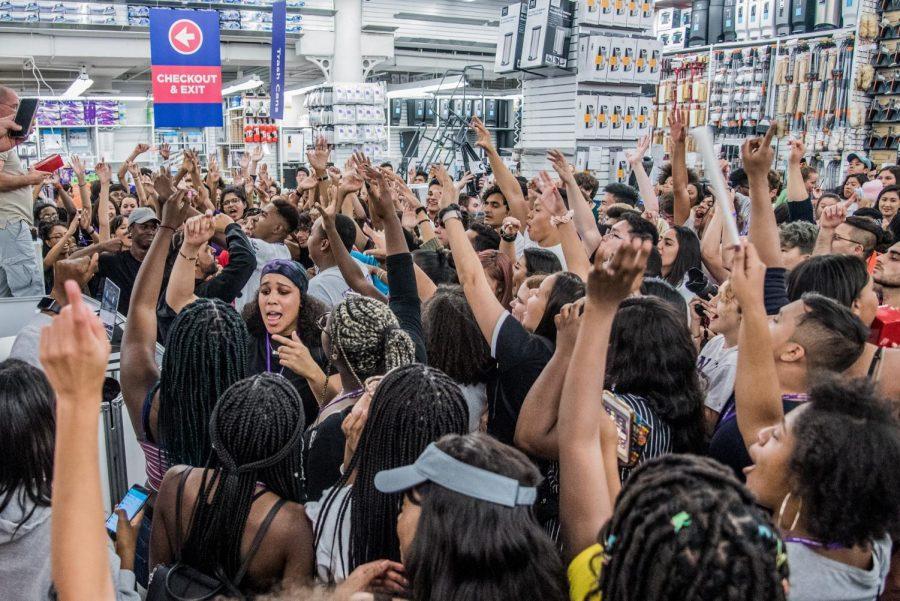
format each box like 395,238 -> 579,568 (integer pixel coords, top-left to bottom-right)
518,0 -> 575,70
495,2 -> 529,73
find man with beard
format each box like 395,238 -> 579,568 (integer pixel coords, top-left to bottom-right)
158,211 -> 256,341
93,207 -> 160,316
874,241 -> 900,307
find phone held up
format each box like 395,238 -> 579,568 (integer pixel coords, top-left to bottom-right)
105,484 -> 150,540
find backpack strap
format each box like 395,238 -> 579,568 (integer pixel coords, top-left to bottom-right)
231,498 -> 288,587
172,467 -> 193,562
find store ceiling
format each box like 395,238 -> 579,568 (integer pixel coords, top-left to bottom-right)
0,0 -> 515,98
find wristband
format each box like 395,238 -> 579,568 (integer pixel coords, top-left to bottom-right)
159,224 -> 176,232
441,210 -> 461,223
416,218 -> 431,226
318,174 -> 329,182
179,250 -> 198,262
500,232 -> 517,243
437,203 -> 461,223
414,206 -> 427,215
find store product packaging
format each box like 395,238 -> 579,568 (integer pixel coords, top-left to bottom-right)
626,0 -> 642,27
596,99 -> 612,139
774,0 -> 791,33
612,150 -> 629,183
610,97 -> 625,140
641,0 -> 655,28
623,97 -> 639,139
637,96 -> 653,137
598,0 -> 616,25
35,154 -> 64,173
518,0 -> 574,71
869,306 -> 900,348
759,0 -> 775,36
577,95 -> 598,139
621,37 -> 637,81
689,0 -> 709,46
577,0 -> 600,24
496,2 -> 529,74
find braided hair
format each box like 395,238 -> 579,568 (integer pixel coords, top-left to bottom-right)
158,298 -> 250,467
593,454 -> 788,601
313,364 -> 469,579
181,373 -> 306,581
325,295 -> 415,387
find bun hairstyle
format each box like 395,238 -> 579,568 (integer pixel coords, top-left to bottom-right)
327,295 -> 416,385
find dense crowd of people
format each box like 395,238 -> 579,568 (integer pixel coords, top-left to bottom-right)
1,82 -> 900,600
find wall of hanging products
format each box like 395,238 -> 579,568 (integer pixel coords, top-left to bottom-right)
769,37 -> 855,153
864,0 -> 900,162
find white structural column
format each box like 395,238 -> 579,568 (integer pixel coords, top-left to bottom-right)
332,0 -> 363,83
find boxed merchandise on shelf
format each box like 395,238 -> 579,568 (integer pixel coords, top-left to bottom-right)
496,2 -> 529,73
518,0 -> 575,70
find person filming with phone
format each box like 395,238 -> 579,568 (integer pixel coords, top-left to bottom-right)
0,85 -> 48,298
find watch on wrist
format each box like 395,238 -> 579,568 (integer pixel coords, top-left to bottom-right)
437,204 -> 461,223
500,232 -> 517,243
37,296 -> 62,315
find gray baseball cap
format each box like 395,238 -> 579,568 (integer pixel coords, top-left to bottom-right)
374,443 -> 537,507
128,207 -> 159,226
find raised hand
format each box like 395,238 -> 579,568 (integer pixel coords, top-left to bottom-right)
54,255 -> 99,290
318,186 -> 340,228
454,172 -> 475,193
239,152 -> 250,172
554,299 -> 584,356
360,163 -> 395,221
160,189 -> 190,230
39,280 -> 111,402
70,155 -> 86,182
787,137 -> 806,165
500,216 -> 521,239
297,173 -> 318,191
78,207 -> 92,231
546,149 -> 576,184
249,144 -> 264,163
536,171 -> 567,217
307,135 -> 331,174
668,107 -> 687,145
820,201 -> 848,229
586,235 -> 652,307
159,143 -> 171,162
96,160 -> 113,186
625,134 -> 651,167
154,167 -> 175,202
132,143 -> 150,157
741,124 -> 776,178
339,171 -> 364,197
430,164 -> 455,211
729,243 -> 766,310
470,116 -> 494,152
183,212 -> 216,247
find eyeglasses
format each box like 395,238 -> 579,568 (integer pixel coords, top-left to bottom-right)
831,232 -> 861,247
316,312 -> 331,332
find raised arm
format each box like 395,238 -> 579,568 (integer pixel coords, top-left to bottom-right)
514,302 -> 580,458
44,217 -> 79,269
52,174 -> 77,216
539,168 -> 591,280
95,161 -> 112,242
558,238 -> 650,559
118,143 -> 149,186
165,212 -> 213,314
669,109 -> 691,226
70,156 -> 91,215
730,243 -> 785,449
40,281 -> 115,601
813,202 -> 846,255
472,116 -> 529,225
744,126 -> 783,268
436,164 -> 506,341
548,149 -> 603,258
626,135 -> 659,213
786,139 -> 807,202
126,161 -> 148,209
700,204 -> 731,283
120,184 -> 189,432
320,185 -> 388,303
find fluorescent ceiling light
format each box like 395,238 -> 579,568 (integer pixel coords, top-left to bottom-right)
386,75 -> 467,99
61,68 -> 93,99
222,74 -> 263,96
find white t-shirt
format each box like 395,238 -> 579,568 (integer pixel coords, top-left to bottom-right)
514,231 -> 568,270
235,239 -> 291,314
307,260 -> 368,309
305,485 -> 352,583
696,334 -> 738,413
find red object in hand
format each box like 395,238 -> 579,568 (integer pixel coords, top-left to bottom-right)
34,154 -> 64,173
870,305 -> 900,348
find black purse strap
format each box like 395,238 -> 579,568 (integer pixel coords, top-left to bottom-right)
172,467 -> 193,563
232,497 -> 288,587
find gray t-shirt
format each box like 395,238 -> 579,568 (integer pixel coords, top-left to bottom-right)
9,312 -> 53,369
0,149 -> 34,226
787,536 -> 892,601
307,263 -> 366,309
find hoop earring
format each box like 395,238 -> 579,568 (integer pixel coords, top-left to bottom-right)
777,492 -> 802,531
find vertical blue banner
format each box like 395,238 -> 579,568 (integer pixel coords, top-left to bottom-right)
270,0 -> 287,120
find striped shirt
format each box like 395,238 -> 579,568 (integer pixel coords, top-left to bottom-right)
614,392 -> 672,484
138,440 -> 171,493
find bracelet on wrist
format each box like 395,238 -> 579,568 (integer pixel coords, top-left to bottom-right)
178,249 -> 198,262
159,224 -> 176,232
414,207 -> 427,215
416,219 -> 431,227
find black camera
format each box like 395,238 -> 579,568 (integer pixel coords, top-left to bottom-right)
686,267 -> 718,317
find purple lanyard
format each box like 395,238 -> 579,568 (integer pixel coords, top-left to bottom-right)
319,388 -> 364,416
721,393 -> 810,424
784,536 -> 846,550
